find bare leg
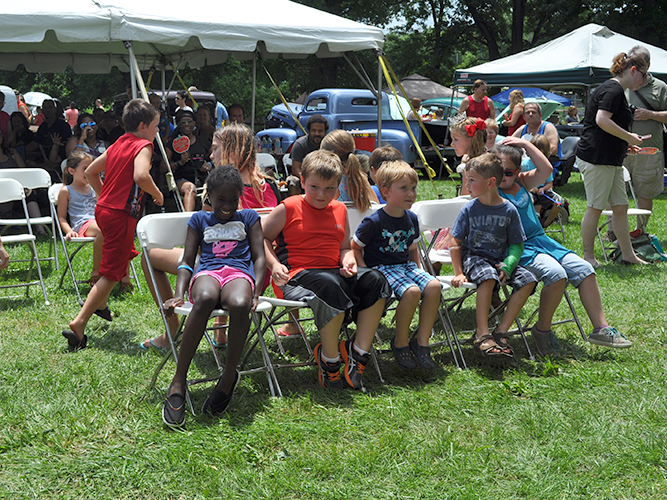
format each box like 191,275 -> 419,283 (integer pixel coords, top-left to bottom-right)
27,201 -> 47,235
319,312 -> 345,360
354,298 -> 386,352
610,204 -> 648,264
581,206 -> 602,266
394,287 -> 421,348
179,181 -> 196,212
474,279 -> 502,354
577,274 -> 606,329
496,281 -> 536,334
212,279 -> 253,393
415,280 -> 442,346
68,277 -> 118,340
83,222 -> 103,278
535,278 -> 567,331
141,248 -> 181,349
636,196 -> 653,230
168,275 -> 224,397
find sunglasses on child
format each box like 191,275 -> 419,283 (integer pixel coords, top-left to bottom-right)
79,121 -> 96,129
504,170 -> 518,177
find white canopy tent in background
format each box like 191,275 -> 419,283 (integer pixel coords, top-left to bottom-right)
454,23 -> 667,87
0,0 -> 384,126
0,0 -> 385,209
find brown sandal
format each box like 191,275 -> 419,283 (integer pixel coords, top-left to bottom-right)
493,332 -> 514,358
473,334 -> 503,357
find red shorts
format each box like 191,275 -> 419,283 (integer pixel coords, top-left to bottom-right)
79,218 -> 95,236
96,206 -> 139,282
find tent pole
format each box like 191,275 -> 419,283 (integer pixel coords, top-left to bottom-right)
128,44 -> 138,99
377,52 -> 382,147
126,41 -> 184,212
251,52 -> 257,131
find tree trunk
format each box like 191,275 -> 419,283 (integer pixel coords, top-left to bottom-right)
511,0 -> 527,54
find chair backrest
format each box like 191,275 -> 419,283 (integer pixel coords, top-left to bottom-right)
282,152 -> 292,167
136,212 -> 197,251
0,168 -> 52,190
0,178 -> 26,204
412,198 -> 470,232
346,202 -> 381,235
256,153 -> 276,170
48,183 -> 63,206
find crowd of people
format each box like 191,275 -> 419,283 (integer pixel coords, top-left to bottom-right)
1,44 -> 662,428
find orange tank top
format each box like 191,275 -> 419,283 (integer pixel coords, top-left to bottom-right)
276,195 -> 347,280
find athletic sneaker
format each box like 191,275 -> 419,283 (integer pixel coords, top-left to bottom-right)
162,391 -> 186,428
314,343 -> 344,389
339,340 -> 370,390
588,326 -> 632,348
531,325 -> 560,357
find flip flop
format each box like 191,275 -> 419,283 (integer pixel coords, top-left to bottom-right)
140,337 -> 168,353
277,327 -> 297,337
62,330 -> 88,352
94,306 -> 113,322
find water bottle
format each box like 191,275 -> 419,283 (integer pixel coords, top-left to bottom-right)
273,138 -> 282,154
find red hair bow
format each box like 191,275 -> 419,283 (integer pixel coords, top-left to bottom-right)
465,118 -> 487,137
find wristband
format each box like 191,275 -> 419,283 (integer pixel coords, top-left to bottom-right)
75,145 -> 84,149
177,264 -> 194,273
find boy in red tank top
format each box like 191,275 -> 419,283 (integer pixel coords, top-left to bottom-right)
62,99 -> 164,351
262,150 -> 390,391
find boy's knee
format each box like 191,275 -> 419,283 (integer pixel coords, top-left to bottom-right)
424,279 -> 441,295
400,286 -> 421,302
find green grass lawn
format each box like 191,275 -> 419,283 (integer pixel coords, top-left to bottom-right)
1,173 -> 667,499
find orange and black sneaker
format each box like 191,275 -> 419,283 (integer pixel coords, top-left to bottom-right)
314,343 -> 344,389
339,339 -> 369,390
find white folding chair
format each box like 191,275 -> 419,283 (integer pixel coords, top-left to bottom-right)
596,166 -> 652,262
0,178 -> 49,305
0,168 -> 58,270
256,153 -> 277,175
49,183 -> 141,304
413,198 -> 535,364
136,212 -> 277,413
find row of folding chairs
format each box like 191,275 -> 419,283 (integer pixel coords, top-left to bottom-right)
138,198 -> 588,408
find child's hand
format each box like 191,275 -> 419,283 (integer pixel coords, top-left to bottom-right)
180,151 -> 191,164
270,264 -> 290,286
495,263 -> 509,284
340,253 -> 357,278
451,273 -> 468,288
250,295 -> 259,313
163,297 -> 185,315
65,230 -> 78,241
50,133 -> 62,146
153,192 -> 164,206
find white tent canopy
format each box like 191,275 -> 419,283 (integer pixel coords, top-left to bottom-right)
454,24 -> 667,87
0,0 -> 384,73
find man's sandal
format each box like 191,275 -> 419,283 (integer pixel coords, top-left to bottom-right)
473,334 -> 503,357
493,332 -> 514,358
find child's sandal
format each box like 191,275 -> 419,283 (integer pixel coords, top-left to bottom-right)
473,334 -> 503,358
493,332 -> 514,358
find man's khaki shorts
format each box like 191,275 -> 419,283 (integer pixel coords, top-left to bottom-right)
624,153 -> 665,200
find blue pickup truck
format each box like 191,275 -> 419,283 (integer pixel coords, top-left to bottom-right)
257,89 -> 453,173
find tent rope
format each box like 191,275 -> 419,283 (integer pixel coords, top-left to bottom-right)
378,56 -> 442,198
261,62 -> 307,136
381,55 -> 454,179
